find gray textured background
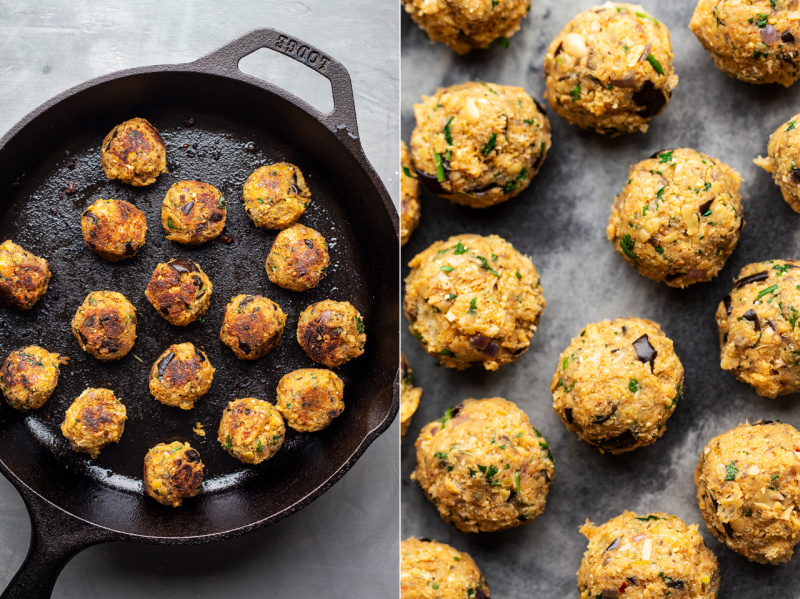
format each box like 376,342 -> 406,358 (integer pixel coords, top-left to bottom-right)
0,1 -> 398,597
402,1 -> 800,597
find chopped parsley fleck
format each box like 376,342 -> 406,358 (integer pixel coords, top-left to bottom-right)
402,166 -> 412,177
570,84 -> 581,102
655,246 -> 664,254
468,297 -> 477,315
756,284 -> 778,300
495,36 -> 510,48
788,121 -> 797,132
658,150 -> 674,163
481,133 -> 497,157
646,53 -> 664,75
434,451 -> 448,460
454,241 -> 468,255
756,13 -> 769,28
446,293 -> 457,301
635,514 -> 664,522
628,378 -> 640,393
443,117 -> 454,145
635,11 -> 659,24
515,471 -> 521,493
356,316 -> 364,334
438,407 -> 454,428
224,435 -> 232,449
440,265 -> 455,273
440,348 -> 455,357
256,439 -> 263,453
167,217 -> 177,229
620,234 -> 636,260
725,461 -> 738,481
477,256 -> 500,277
563,357 -> 569,371
515,270 -> 522,280
433,152 -> 445,182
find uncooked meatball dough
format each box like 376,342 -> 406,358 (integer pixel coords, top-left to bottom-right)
552,317 -> 683,453
400,141 -> 421,247
543,3 -> 678,135
0,240 -> 51,310
400,353 -> 422,441
691,0 -> 800,87
60,387 -> 127,459
412,397 -> 554,533
149,342 -> 214,410
161,180 -> 226,245
578,511 -> 720,598
410,82 -> 550,208
404,233 -> 545,371
716,259 -> 800,397
608,148 -> 744,287
218,398 -> 285,465
71,291 -> 137,361
401,537 -> 491,599
755,111 -> 800,213
403,0 -> 530,54
0,346 -> 66,411
275,368 -> 344,433
81,198 -> 148,262
101,117 -> 167,186
696,421 -> 800,564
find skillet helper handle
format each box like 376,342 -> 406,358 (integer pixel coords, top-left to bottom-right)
193,28 -> 360,140
1,488 -> 119,599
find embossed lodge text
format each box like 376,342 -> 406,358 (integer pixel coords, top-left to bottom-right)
274,35 -> 330,71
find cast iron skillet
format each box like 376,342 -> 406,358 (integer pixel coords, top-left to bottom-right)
0,28 -> 398,598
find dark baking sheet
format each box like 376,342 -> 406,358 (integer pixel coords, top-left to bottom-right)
401,1 -> 800,596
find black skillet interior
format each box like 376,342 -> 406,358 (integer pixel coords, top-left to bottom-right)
0,68 -> 398,539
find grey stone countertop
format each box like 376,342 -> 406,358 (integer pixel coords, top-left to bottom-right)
0,2 -> 398,598
402,1 -> 800,597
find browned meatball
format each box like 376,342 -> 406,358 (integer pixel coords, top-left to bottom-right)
101,117 -> 167,186
242,163 -> 311,229
219,294 -> 286,359
144,259 -> 212,326
297,300 -> 365,368
218,398 -> 285,464
71,291 -> 137,361
275,368 -> 344,432
60,388 -> 127,458
161,180 -> 227,245
0,240 -> 51,310
81,198 -> 148,262
143,442 -> 204,507
149,342 -> 215,410
0,346 -> 67,411
265,223 -> 330,291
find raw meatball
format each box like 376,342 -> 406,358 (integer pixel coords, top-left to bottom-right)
143,441 -> 204,507
608,148 -> 744,287
696,421 -> 800,564
402,0 -> 530,54
71,291 -> 137,361
412,397 -> 554,533
551,318 -> 683,453
411,82 -> 551,208
400,353 -> 422,441
60,388 -> 127,459
275,368 -> 344,432
242,163 -> 311,229
715,259 -> 800,398
81,198 -> 147,262
219,295 -> 286,360
218,398 -> 285,465
401,538 -> 491,599
265,223 -> 329,291
297,299 -> 365,368
101,117 -> 167,186
690,0 -> 800,87
578,511 -> 720,599
149,342 -> 214,410
400,141 -> 421,247
0,240 -> 51,310
0,346 -> 67,411
161,180 -> 226,245
145,259 -> 212,326
404,233 -> 545,371
543,3 -> 678,135
755,112 -> 800,213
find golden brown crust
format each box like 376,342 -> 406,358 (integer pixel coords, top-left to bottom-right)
219,294 -> 286,359
400,141 -> 421,246
143,441 -> 204,507
266,224 -> 330,291
401,538 -> 491,598
400,353 -> 422,441
81,198 -> 148,262
145,259 -> 212,326
149,342 -> 214,410
101,117 -> 167,186
275,368 -> 344,432
755,112 -> 800,213
0,240 -> 51,310
161,180 -> 227,245
60,387 -> 127,459
242,163 -> 311,229
218,398 -> 285,464
296,299 -> 366,368
71,291 -> 137,361
0,346 -> 65,411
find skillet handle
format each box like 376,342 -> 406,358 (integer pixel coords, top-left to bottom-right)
1,486 -> 120,599
191,28 -> 360,141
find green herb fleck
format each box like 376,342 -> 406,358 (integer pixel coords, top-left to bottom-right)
440,348 -> 455,357
570,84 -> 581,101
725,461 -> 738,481
481,133 -> 497,157
440,265 -> 455,273
443,117 -> 454,145
646,53 -> 664,75
224,435 -> 232,450
628,378 -> 640,393
433,152 -> 445,182
756,284 -> 778,300
658,151 -> 674,163
620,234 -> 636,260
434,451 -> 448,460
468,297 -> 477,315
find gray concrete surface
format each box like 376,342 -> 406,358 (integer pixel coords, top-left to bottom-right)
0,1 -> 399,598
402,1 -> 800,597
